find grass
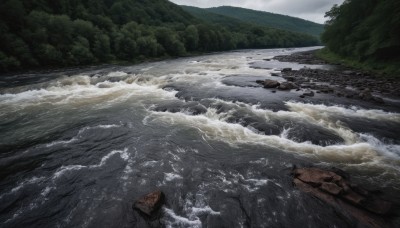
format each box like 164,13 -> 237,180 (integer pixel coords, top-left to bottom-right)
316,48 -> 400,80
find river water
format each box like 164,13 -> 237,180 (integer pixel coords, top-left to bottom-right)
1,47 -> 399,227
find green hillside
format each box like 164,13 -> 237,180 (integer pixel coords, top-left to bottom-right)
188,6 -> 324,38
321,0 -> 400,76
181,5 -> 250,30
0,0 -> 319,72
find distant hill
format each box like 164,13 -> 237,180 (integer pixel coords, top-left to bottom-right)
182,6 -> 324,38
180,5 -> 251,31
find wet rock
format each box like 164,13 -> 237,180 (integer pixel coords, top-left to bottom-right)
281,68 -> 292,72
286,76 -> 295,82
263,79 -> 280,88
359,89 -> 373,100
294,168 -> 338,187
303,90 -> 314,97
278,82 -> 298,90
320,182 -> 343,195
299,95 -> 305,98
133,190 -> 165,216
342,191 -> 365,205
293,167 -> 393,226
271,72 -> 281,76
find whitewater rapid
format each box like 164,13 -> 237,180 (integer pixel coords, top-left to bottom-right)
1,47 -> 399,227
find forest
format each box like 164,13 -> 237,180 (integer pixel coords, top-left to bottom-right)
0,0 -> 319,72
321,0 -> 400,75
187,6 -> 324,38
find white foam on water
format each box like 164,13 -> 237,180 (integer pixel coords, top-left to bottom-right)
148,108 -> 398,167
40,186 -> 55,197
208,98 -> 359,144
0,73 -> 179,113
46,137 -> 79,147
46,123 -> 122,148
53,165 -> 87,179
163,207 -> 202,228
191,206 -> 220,215
286,101 -> 400,123
0,176 -> 46,200
52,148 -> 130,180
165,173 -> 183,182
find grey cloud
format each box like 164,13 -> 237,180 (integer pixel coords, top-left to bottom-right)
169,0 -> 345,23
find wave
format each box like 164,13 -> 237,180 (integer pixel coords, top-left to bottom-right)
45,124 -> 122,148
52,148 -> 130,180
0,176 -> 45,200
0,73 -> 179,112
286,101 -> 400,123
148,105 -> 400,167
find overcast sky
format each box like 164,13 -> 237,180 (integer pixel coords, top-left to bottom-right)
169,0 -> 345,24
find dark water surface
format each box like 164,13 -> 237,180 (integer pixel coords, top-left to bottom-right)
1,47 -> 400,227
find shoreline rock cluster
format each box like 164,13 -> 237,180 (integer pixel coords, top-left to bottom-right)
268,50 -> 400,103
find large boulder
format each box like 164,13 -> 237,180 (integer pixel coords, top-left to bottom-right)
292,168 -> 392,215
263,79 -> 280,88
133,190 -> 165,216
278,82 -> 298,90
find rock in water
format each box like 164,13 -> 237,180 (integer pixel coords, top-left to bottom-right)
263,79 -> 280,88
293,167 -> 393,227
133,190 -> 165,216
278,82 -> 298,90
281,68 -> 292,72
303,89 -> 315,97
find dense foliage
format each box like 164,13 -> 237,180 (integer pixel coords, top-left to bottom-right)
183,6 -> 324,38
0,0 -> 319,72
322,0 -> 400,62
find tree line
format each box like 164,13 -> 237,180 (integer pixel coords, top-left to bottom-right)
322,0 -> 400,62
0,0 -> 319,72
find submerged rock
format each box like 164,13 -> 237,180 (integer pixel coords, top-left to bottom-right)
133,190 -> 165,216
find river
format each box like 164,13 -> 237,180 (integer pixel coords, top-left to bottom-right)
1,47 -> 399,227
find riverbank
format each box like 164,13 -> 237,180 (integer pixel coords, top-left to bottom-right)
273,50 -> 400,103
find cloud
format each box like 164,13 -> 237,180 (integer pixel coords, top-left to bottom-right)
169,0 -> 345,23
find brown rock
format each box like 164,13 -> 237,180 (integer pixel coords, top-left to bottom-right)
342,190 -> 366,205
293,168 -> 338,186
293,167 -> 392,227
133,190 -> 165,216
320,182 -> 343,195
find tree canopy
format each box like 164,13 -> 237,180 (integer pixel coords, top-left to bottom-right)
0,0 -> 319,72
182,6 -> 324,38
322,0 -> 400,62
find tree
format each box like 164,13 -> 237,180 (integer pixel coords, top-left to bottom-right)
184,25 -> 199,51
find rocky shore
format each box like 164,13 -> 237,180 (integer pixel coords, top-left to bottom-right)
265,50 -> 400,103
